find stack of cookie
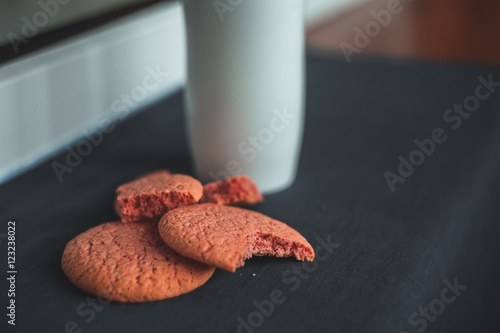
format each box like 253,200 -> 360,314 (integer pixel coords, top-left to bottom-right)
62,171 -> 315,303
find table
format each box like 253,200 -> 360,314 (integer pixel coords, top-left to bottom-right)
1,52 -> 499,332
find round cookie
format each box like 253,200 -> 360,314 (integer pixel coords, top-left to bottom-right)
159,204 -> 315,272
62,222 -> 215,302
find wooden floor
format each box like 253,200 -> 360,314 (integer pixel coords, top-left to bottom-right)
307,0 -> 500,66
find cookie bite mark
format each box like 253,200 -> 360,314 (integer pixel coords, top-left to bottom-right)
236,233 -> 313,269
159,204 -> 314,272
200,175 -> 263,206
115,170 -> 203,223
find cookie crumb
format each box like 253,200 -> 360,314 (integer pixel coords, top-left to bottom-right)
201,175 -> 263,206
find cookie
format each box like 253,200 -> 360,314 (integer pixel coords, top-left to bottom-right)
159,204 -> 315,272
115,170 -> 203,222
62,222 -> 215,302
201,175 -> 263,206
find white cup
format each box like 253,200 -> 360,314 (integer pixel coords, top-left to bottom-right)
183,0 -> 305,194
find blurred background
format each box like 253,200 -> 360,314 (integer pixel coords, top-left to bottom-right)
0,0 -> 498,183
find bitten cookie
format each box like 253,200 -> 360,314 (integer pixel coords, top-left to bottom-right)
158,204 -> 315,272
115,170 -> 203,222
62,222 -> 215,302
201,175 -> 263,206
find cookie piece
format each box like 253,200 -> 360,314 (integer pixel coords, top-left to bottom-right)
62,222 -> 215,302
201,175 -> 263,206
159,204 -> 315,272
115,170 -> 203,222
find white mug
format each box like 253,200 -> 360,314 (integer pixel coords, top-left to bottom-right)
183,0 -> 305,194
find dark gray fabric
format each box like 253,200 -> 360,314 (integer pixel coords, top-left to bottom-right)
1,53 -> 500,333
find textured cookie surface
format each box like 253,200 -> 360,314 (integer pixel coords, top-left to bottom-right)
159,204 -> 315,272
62,222 -> 215,302
201,175 -> 263,206
116,170 -> 203,222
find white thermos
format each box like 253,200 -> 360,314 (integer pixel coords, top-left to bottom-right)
183,0 -> 305,194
